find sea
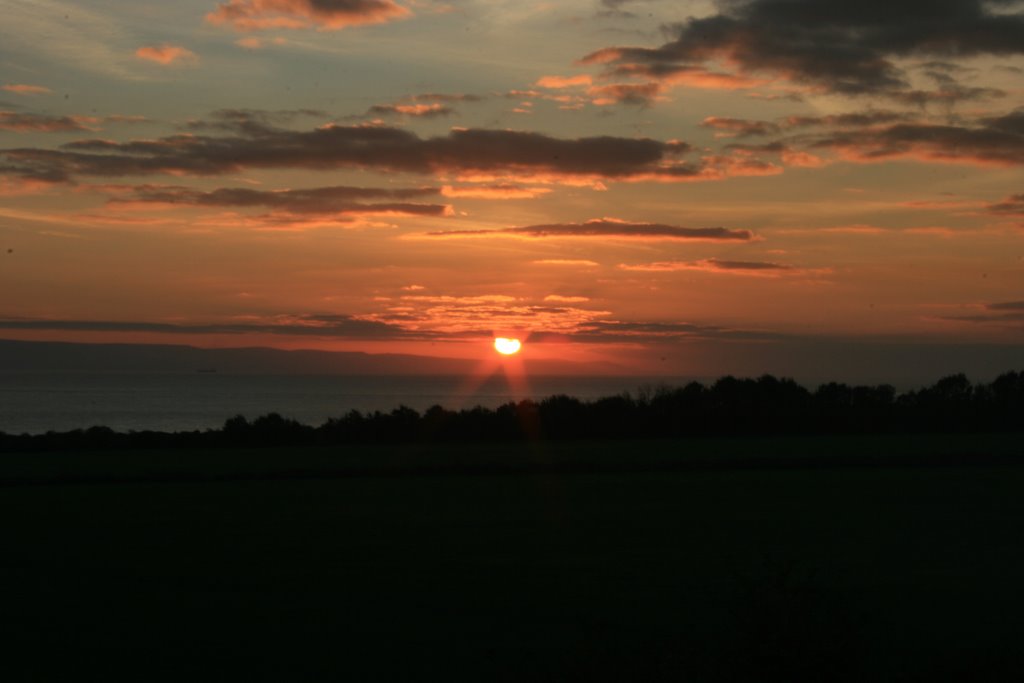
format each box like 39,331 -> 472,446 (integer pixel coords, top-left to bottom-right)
0,372 -> 696,435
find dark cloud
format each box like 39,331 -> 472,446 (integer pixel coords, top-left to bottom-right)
988,301 -> 1024,311
580,0 -> 1024,97
0,314 -> 417,339
539,319 -> 783,344
186,108 -> 329,134
595,0 -> 645,19
938,305 -> 1024,324
701,116 -> 781,137
0,111 -> 95,133
985,193 -> 1024,216
715,141 -> 823,168
702,108 -> 1024,167
113,183 -> 449,217
782,111 -> 915,129
807,113 -> 1024,166
916,61 -> 973,74
0,118 -> 703,184
723,141 -> 787,154
427,219 -> 752,241
888,82 -> 1006,107
935,300 -> 1024,326
746,92 -> 805,103
982,109 -> 1024,135
404,93 -> 484,104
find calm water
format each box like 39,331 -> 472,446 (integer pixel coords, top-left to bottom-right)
0,373 -> 690,435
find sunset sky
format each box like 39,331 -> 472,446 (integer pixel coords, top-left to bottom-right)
1,0 -> 1022,380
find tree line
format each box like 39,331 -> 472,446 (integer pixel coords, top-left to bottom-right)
1,371 -> 1022,452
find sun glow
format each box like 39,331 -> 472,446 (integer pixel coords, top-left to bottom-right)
493,337 -> 522,355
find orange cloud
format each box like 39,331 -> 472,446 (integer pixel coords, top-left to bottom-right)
697,153 -> 783,179
588,82 -> 663,106
606,64 -> 768,92
535,75 -> 592,89
365,294 -> 612,336
441,184 -> 552,199
576,59 -> 768,106
368,102 -> 452,118
532,259 -> 600,267
780,149 -> 825,168
661,67 -> 768,91
544,295 -> 590,303
0,111 -> 98,133
235,36 -> 288,48
817,225 -> 889,235
577,47 -> 625,66
207,0 -> 410,31
506,89 -> 582,106
2,84 -> 51,95
0,177 -> 56,195
619,259 -> 828,277
135,44 -> 199,65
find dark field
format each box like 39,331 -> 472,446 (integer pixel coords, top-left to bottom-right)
3,435 -> 1024,681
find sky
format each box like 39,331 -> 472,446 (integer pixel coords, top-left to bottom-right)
1,0 -> 1022,382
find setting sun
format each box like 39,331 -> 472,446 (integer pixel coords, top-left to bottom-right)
494,337 -> 522,355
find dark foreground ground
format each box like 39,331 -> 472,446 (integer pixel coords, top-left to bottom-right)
3,434 -> 1024,681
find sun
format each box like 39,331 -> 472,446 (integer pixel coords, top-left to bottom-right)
494,337 -> 522,355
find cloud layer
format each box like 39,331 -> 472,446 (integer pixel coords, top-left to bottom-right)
426,219 -> 752,241
0,116 -> 710,184
112,183 -> 450,219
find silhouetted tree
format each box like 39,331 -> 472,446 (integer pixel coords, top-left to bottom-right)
3,369 -> 1023,453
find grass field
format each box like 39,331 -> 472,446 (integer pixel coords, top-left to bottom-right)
3,434 -> 1024,681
